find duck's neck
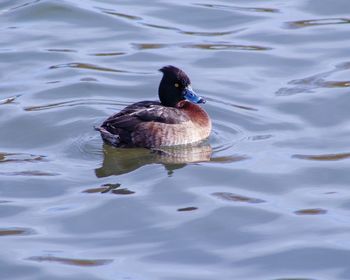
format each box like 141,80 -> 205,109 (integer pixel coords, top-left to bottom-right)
176,101 -> 211,127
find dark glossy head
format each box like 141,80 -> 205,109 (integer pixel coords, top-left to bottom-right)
158,65 -> 206,107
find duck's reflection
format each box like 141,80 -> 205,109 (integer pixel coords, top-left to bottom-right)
95,143 -> 213,177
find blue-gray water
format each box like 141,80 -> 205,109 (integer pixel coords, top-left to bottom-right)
1,0 -> 350,279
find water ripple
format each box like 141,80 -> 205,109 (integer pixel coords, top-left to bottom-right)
195,3 -> 279,13
0,95 -> 20,105
287,18 -> 350,29
0,152 -> 47,163
90,51 -> 126,57
0,171 -> 59,176
131,18 -> 241,37
98,8 -> 142,20
0,227 -> 36,236
177,207 -> 198,212
276,62 -> 350,96
96,6 -> 241,38
133,42 -> 270,51
212,192 -> 266,203
46,48 -> 77,53
24,98 -> 124,112
294,208 -> 328,215
183,43 -> 272,51
27,256 -> 113,267
293,153 -> 350,161
3,0 -> 40,13
49,62 -> 126,73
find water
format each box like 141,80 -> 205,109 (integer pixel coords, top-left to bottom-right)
1,0 -> 350,279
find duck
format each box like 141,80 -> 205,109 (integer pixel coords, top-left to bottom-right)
95,66 -> 211,148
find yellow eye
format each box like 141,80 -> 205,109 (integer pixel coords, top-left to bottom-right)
174,83 -> 179,88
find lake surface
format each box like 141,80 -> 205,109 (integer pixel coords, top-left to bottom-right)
1,0 -> 350,279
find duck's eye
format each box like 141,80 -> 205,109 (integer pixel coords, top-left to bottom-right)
174,83 -> 179,88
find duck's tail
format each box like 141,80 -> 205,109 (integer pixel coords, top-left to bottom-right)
94,126 -> 121,146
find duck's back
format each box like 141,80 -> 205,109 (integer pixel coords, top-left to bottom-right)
97,101 -> 193,148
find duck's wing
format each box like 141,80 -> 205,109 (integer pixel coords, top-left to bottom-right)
102,101 -> 189,129
98,101 -> 190,147
103,101 -> 160,122
133,105 -> 189,124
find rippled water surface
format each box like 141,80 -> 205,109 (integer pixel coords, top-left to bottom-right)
1,0 -> 350,279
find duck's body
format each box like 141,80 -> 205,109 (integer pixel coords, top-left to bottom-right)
96,66 -> 211,148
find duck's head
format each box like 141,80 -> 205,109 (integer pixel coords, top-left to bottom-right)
158,65 -> 206,107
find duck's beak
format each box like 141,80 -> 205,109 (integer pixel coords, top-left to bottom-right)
183,86 -> 206,104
